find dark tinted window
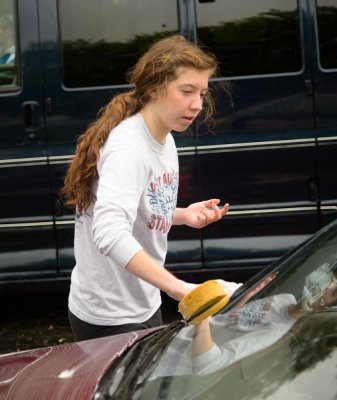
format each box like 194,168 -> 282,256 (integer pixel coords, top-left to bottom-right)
0,0 -> 18,90
58,0 -> 178,88
195,0 -> 302,77
316,0 -> 337,69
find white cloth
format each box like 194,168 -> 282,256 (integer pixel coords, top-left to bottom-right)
69,113 -> 179,325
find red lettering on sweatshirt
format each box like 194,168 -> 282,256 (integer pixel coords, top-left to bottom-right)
147,214 -> 173,234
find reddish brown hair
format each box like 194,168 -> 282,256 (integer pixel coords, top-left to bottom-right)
61,35 -> 218,213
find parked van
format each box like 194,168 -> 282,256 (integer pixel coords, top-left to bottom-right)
1,0 -> 337,292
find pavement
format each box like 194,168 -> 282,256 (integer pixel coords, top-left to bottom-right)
0,291 -> 181,355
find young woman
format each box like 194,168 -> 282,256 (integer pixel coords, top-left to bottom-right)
61,34 -> 230,341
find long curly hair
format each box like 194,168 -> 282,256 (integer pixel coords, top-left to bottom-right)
61,35 -> 218,214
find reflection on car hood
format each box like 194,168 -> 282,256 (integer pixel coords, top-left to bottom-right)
0,327 -> 162,400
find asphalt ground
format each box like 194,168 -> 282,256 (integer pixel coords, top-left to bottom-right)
0,291 -> 181,355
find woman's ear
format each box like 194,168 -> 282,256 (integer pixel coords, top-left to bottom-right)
150,88 -> 159,100
150,85 -> 165,100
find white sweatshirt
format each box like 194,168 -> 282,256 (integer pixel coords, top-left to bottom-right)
150,294 -> 297,378
68,113 -> 179,325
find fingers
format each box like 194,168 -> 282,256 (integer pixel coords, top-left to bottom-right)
207,202 -> 230,221
221,203 -> 230,215
204,199 -> 221,207
193,200 -> 230,228
197,210 -> 209,227
196,210 -> 214,228
201,209 -> 216,224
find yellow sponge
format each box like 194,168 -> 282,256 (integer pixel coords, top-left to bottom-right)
178,280 -> 230,324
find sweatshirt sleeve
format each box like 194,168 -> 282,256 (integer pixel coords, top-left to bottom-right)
192,344 -> 231,375
92,140 -> 149,268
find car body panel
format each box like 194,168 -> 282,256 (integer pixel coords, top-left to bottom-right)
0,328 -> 160,400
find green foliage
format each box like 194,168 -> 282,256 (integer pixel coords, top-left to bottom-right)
61,6 -> 337,86
62,31 -> 177,87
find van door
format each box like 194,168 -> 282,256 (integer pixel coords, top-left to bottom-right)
310,0 -> 337,226
38,0 -> 202,278
0,0 -> 57,287
193,0 -> 320,280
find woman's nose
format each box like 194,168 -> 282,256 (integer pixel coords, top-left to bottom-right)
191,94 -> 203,111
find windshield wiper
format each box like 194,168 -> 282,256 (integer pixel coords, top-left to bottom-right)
94,320 -> 185,400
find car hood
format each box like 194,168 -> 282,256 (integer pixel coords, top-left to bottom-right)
0,327 -> 161,400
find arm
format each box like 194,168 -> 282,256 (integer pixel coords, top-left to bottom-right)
234,272 -> 278,309
192,318 -> 214,357
126,249 -> 190,301
173,199 -> 229,228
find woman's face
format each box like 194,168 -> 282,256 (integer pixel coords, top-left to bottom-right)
309,281 -> 337,310
147,67 -> 211,140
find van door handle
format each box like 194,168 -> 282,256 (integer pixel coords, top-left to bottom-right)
308,178 -> 318,202
304,79 -> 312,97
22,101 -> 40,141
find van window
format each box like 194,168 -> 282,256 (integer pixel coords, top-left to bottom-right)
195,0 -> 302,77
316,0 -> 337,70
58,0 -> 178,88
0,0 -> 18,89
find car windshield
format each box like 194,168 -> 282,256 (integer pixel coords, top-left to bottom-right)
137,220 -> 337,400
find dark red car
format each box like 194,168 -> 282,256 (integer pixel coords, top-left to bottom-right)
0,325 -> 171,399
1,219 -> 337,399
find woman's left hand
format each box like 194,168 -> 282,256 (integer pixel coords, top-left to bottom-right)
175,199 -> 229,229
